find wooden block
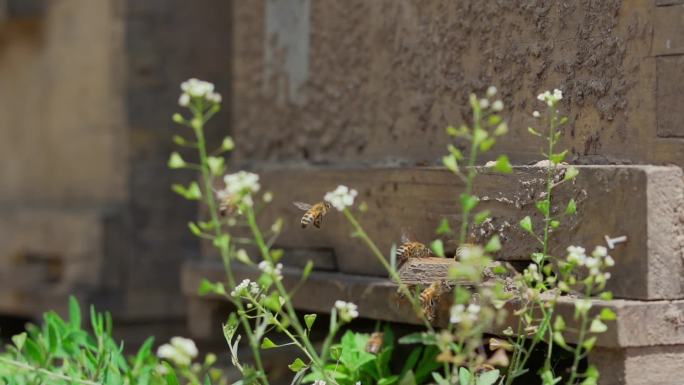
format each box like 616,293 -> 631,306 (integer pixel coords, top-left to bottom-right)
656,55 -> 684,137
182,260 -> 684,349
653,5 -> 684,56
591,346 -> 684,385
206,165 -> 684,300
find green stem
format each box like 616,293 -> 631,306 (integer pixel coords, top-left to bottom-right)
458,107 -> 481,245
566,285 -> 594,385
191,109 -> 269,385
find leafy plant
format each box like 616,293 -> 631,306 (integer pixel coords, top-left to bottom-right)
0,297 -> 225,385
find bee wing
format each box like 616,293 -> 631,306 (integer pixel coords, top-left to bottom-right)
293,201 -> 313,211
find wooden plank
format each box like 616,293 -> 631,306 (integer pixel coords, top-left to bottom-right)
207,165 -> 684,300
656,55 -> 684,137
653,5 -> 684,56
182,260 -> 684,349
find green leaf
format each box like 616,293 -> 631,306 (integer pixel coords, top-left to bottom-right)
11,332 -> 27,351
188,222 -> 202,236
164,362 -> 179,385
553,316 -> 566,332
600,291 -> 613,301
442,154 -> 459,173
430,239 -> 445,258
553,331 -> 567,348
564,166 -> 579,181
260,337 -> 278,349
46,321 -> 59,354
473,128 -> 488,145
460,193 -> 479,212
565,198 -> 577,215
207,156 -> 225,176
447,144 -> 464,160
479,137 -> 496,152
398,370 -> 417,385
398,332 -> 438,345
172,134 -> 189,146
528,127 -> 542,136
24,338 -> 43,363
493,155 -> 513,174
436,218 -> 452,235
589,319 -> 608,333
167,152 -> 185,169
550,150 -> 568,165
198,279 -> 216,296
221,136 -> 235,151
550,220 -> 560,229
304,314 -> 317,330
476,370 -> 500,385
213,234 -> 229,250
222,313 -> 239,343
487,115 -> 502,126
519,216 -> 533,233
599,308 -> 617,321
302,260 -> 314,280
288,358 -> 307,372
494,122 -> 508,136
485,235 -> 501,253
474,210 -> 491,225
69,296 -> 81,329
536,200 -> 550,216
432,372 -> 450,385
582,336 -> 597,351
459,367 -> 472,385
185,182 -> 202,200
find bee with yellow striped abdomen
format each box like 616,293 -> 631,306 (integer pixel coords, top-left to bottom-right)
293,201 -> 332,228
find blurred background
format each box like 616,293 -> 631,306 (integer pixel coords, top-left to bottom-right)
0,0 -> 231,344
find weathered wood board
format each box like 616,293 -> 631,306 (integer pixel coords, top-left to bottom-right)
182,260 -> 684,350
205,165 -> 684,300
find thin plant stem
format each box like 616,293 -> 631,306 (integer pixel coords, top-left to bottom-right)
0,357 -> 101,385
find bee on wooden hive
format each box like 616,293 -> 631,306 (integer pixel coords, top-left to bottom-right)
365,331 -> 384,354
420,281 -> 446,321
396,232 -> 432,267
293,201 -> 332,228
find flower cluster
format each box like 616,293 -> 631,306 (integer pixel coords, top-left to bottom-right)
334,300 -> 359,322
536,88 -> 563,107
478,86 -> 504,112
324,185 -> 358,211
523,263 -> 542,284
230,278 -> 260,298
217,171 -> 261,208
449,303 -> 481,324
156,336 -> 198,366
178,78 -> 222,107
258,260 -> 283,280
565,245 -> 614,283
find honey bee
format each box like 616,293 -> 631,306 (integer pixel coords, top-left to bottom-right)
293,201 -> 332,228
365,332 -> 384,354
217,191 -> 239,217
420,281 -> 445,322
396,232 -> 432,267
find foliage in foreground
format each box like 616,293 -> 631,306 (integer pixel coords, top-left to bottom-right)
0,297 -> 225,385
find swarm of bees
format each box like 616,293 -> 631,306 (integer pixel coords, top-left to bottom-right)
396,232 -> 432,267
365,331 -> 384,354
293,201 -> 332,228
419,280 -> 447,322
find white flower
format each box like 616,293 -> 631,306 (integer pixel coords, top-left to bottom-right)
230,279 -> 251,297
532,110 -> 541,118
566,245 -> 587,265
524,263 -> 542,282
492,100 -> 504,112
592,246 -> 608,258
178,78 -> 222,107
450,304 -> 465,324
537,88 -> 563,106
223,171 -> 260,196
574,299 -> 592,315
157,336 -> 198,366
479,98 -> 490,109
585,257 -> 599,269
313,381 -> 327,385
486,86 -> 497,97
258,261 -> 283,280
324,185 -> 358,211
178,93 -> 190,107
155,364 -> 169,375
604,255 -> 615,267
467,304 -> 481,315
334,300 -> 359,322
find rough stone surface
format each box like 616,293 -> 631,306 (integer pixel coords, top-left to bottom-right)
230,1 -> 682,168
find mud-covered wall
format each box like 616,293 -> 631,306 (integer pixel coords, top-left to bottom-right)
232,1 -> 684,168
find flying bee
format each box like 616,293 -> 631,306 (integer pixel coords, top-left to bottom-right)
420,281 -> 445,322
293,201 -> 332,228
365,332 -> 384,354
396,232 -> 432,267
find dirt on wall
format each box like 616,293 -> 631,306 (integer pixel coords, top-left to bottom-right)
232,0 -> 660,168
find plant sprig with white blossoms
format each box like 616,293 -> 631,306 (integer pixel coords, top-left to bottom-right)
324,185 -> 358,212
179,78 -> 222,107
157,337 -> 199,367
334,300 -> 359,323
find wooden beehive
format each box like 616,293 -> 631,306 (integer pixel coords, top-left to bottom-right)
182,2 -> 684,383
